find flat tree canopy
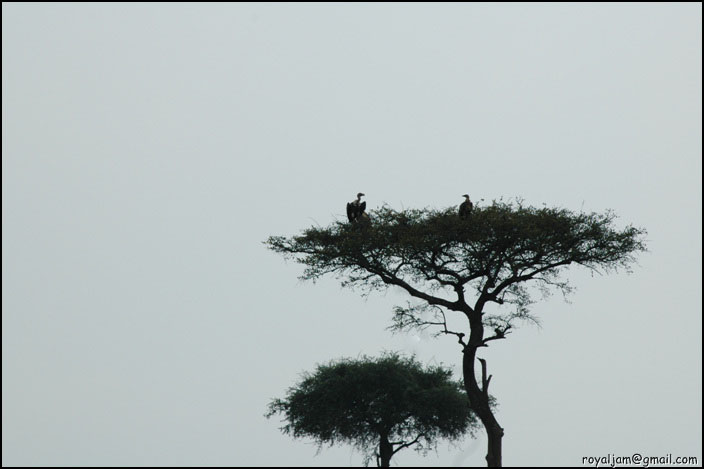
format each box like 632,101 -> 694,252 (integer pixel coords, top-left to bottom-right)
267,201 -> 645,315
266,199 -> 647,467
266,353 -> 481,466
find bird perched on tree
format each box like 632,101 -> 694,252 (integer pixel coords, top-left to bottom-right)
459,194 -> 474,219
347,193 -> 367,223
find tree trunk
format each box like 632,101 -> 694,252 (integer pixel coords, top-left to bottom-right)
379,433 -> 393,467
463,344 -> 504,467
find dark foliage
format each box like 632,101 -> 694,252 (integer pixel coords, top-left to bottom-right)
266,353 -> 480,465
266,200 -> 647,333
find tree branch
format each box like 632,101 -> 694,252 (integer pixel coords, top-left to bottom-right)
433,307 -> 468,349
477,358 -> 492,396
358,255 -> 468,314
390,305 -> 468,350
480,325 -> 512,347
486,259 -> 573,302
391,433 -> 426,455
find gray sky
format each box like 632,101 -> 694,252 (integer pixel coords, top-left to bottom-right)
2,3 -> 701,467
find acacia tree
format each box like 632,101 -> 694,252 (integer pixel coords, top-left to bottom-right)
266,353 -> 481,467
266,200 -> 647,467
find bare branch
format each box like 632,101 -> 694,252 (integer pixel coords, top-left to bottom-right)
481,324 -> 512,346
391,433 -> 426,455
389,304 -> 468,350
478,358 -> 492,396
431,307 -> 468,349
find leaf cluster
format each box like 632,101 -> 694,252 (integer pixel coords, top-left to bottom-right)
266,200 -> 647,328
266,353 -> 479,462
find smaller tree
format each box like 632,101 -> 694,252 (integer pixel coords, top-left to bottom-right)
266,353 -> 481,467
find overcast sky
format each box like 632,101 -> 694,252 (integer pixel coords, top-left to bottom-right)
2,3 -> 702,467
